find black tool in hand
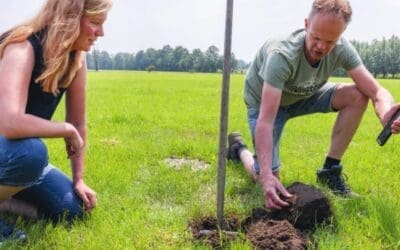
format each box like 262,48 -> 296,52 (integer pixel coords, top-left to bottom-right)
377,109 -> 400,146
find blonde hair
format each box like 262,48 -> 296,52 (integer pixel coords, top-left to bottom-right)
0,0 -> 112,94
309,0 -> 352,24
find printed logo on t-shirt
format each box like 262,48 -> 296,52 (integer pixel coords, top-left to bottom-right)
284,79 -> 325,97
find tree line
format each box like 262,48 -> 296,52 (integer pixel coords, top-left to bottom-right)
350,35 -> 400,78
86,36 -> 400,77
86,45 -> 248,73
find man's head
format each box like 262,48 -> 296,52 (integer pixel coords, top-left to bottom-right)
304,0 -> 352,65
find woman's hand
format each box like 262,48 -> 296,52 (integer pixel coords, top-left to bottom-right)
64,123 -> 84,158
74,179 -> 97,212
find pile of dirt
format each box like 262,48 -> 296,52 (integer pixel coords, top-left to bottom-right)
247,220 -> 307,250
243,182 -> 333,231
190,182 -> 333,249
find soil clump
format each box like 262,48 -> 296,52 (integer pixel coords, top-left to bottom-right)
190,182 -> 332,249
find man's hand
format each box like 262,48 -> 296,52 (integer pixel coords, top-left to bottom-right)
74,180 -> 97,212
383,104 -> 400,134
262,174 -> 292,210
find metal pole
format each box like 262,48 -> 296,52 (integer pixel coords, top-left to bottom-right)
217,0 -> 234,229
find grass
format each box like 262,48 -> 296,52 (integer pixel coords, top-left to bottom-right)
3,71 -> 400,249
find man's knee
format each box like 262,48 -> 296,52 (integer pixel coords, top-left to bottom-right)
333,85 -> 368,110
350,86 -> 368,108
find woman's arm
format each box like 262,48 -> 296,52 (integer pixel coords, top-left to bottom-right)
65,56 -> 96,211
0,41 -> 80,140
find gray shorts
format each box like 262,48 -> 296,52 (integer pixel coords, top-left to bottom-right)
247,83 -> 338,174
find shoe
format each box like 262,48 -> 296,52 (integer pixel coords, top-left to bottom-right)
0,219 -> 26,245
227,132 -> 247,163
316,164 -> 352,196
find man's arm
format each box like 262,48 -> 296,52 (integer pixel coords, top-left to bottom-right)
348,65 -> 400,132
256,82 -> 292,210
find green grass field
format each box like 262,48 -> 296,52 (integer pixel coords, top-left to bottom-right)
5,71 -> 400,249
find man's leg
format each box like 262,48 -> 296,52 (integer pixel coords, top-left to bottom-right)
228,107 -> 288,182
228,143 -> 279,182
329,85 -> 368,159
239,150 -> 280,182
227,132 -> 258,180
317,84 -> 368,195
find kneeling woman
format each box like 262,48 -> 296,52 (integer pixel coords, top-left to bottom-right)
0,0 -> 112,241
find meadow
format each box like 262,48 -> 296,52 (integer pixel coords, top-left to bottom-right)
5,71 -> 400,249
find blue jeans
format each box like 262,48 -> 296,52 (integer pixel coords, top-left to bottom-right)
247,83 -> 338,174
0,136 -> 83,223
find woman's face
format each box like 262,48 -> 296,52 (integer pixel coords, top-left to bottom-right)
72,13 -> 108,51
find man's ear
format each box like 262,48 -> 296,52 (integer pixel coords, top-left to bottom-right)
304,18 -> 309,29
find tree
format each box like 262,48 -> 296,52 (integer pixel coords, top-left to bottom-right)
204,45 -> 220,72
191,48 -> 205,72
113,52 -> 126,70
98,51 -> 113,70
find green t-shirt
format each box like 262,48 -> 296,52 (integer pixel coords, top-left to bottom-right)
244,29 -> 362,108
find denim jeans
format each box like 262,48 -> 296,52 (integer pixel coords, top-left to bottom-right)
0,136 -> 83,223
247,83 -> 338,174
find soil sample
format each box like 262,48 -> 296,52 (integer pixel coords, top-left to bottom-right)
243,182 -> 333,231
246,220 -> 307,250
273,182 -> 333,230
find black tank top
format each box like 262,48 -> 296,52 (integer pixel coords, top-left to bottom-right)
26,31 -> 66,120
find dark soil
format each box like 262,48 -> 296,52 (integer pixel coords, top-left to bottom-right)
246,220 -> 307,250
188,215 -> 241,248
243,182 -> 333,231
190,182 -> 333,249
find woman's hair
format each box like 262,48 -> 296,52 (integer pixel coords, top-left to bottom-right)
309,0 -> 352,24
0,0 -> 112,94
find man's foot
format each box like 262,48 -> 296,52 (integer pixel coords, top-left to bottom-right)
316,164 -> 352,196
227,132 -> 247,163
0,219 -> 26,245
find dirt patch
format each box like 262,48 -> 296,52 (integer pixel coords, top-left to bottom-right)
190,182 -> 332,248
247,220 -> 307,250
189,215 -> 241,248
99,137 -> 120,146
164,157 -> 210,171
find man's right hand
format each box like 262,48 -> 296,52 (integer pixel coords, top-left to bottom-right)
262,174 -> 292,210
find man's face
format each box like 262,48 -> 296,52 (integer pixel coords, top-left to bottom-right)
304,13 -> 346,65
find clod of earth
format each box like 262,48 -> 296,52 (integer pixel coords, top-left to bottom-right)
243,182 -> 333,231
246,220 -> 307,250
190,182 -> 333,248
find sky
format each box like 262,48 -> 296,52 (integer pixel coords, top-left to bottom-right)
1,0 -> 399,62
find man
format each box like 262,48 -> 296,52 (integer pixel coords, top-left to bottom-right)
228,0 -> 400,210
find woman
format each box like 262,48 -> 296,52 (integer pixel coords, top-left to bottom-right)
0,0 -> 112,242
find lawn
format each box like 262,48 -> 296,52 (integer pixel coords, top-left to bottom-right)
5,71 -> 400,249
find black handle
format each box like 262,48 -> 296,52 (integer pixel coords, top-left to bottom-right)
376,109 -> 400,146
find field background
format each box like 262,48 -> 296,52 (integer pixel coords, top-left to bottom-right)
7,71 -> 400,249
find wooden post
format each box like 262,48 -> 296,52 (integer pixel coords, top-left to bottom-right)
217,0 -> 234,229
